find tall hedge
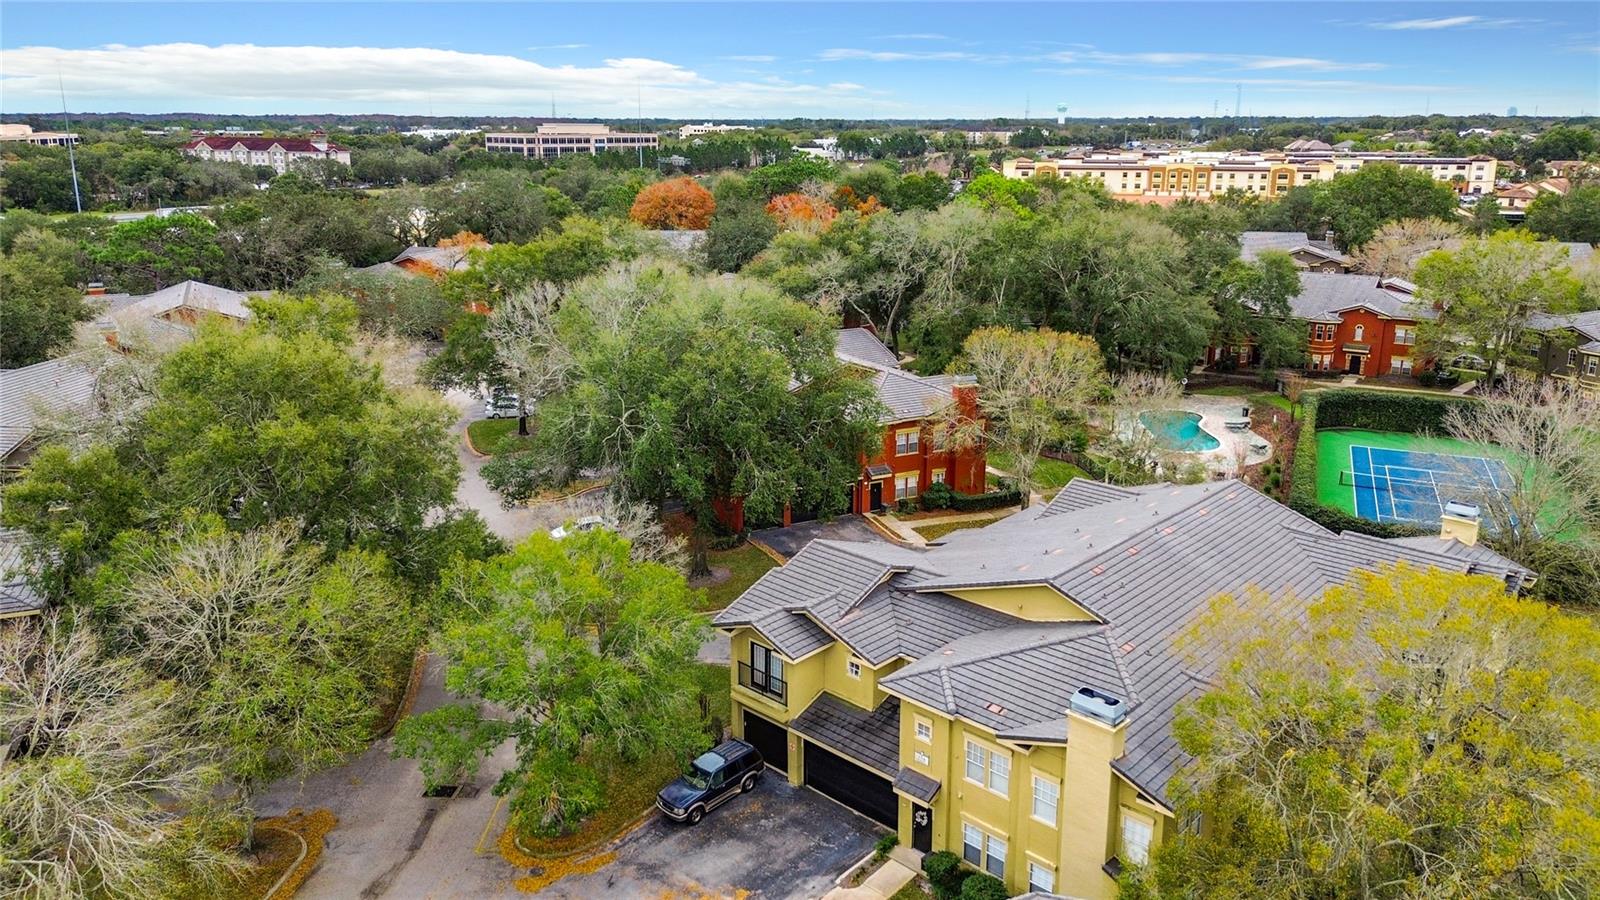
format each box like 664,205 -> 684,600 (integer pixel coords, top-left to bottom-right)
1287,390 -> 1432,539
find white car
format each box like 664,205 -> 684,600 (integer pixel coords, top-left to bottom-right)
549,515 -> 618,539
483,392 -> 521,419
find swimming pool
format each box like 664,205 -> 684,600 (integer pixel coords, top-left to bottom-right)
1140,410 -> 1221,452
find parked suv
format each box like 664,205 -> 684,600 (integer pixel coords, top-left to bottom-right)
656,739 -> 763,825
483,391 -> 520,419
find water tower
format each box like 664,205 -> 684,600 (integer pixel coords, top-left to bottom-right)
1056,103 -> 1067,126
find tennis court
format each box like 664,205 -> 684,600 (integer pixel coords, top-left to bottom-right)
1345,444 -> 1511,527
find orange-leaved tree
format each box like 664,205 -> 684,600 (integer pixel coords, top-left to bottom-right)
629,177 -> 716,230
765,193 -> 838,231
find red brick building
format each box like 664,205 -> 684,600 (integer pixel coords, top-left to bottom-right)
1209,273 -> 1435,378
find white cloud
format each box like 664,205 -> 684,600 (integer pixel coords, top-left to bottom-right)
1370,16 -> 1482,30
527,43 -> 588,51
722,54 -> 778,62
828,82 -> 865,91
878,33 -> 949,41
1047,49 -> 1385,72
1150,75 -> 1455,94
818,48 -> 1003,63
0,42 -> 907,116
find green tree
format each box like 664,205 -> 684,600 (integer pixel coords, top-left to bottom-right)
1525,183 -> 1600,244
90,212 -> 224,293
1135,565 -> 1600,898
0,229 -> 93,366
1211,251 -> 1305,372
0,444 -> 150,600
1414,231 -> 1584,377
703,199 -> 778,272
429,170 -> 576,243
895,172 -> 953,211
394,530 -> 709,835
1313,163 -> 1458,250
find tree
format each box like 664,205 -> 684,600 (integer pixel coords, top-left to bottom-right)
746,156 -> 835,197
1525,183 -> 1600,244
937,328 -> 1106,507
1313,163 -> 1458,251
0,229 -> 93,366
1095,372 -> 1183,485
1211,251 -> 1304,372
765,192 -> 837,231
0,615 -> 245,899
1465,195 -> 1509,236
1414,231 -> 1584,377
1351,217 -> 1463,277
1443,379 -> 1600,607
95,518 -> 421,836
393,530 -> 708,835
90,212 -> 224,293
628,176 -> 715,230
483,283 -> 570,436
0,444 -> 150,600
1137,565 -> 1600,898
703,199 -> 778,272
428,170 -> 575,243
895,171 -> 952,211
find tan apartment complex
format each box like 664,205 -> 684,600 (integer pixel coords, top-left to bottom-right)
713,479 -> 1530,897
0,123 -> 79,146
483,123 -> 658,158
1003,150 -> 1497,202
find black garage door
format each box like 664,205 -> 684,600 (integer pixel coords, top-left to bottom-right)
743,710 -> 788,772
803,741 -> 897,826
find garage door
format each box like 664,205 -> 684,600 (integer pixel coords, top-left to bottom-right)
743,710 -> 788,772
803,741 -> 897,826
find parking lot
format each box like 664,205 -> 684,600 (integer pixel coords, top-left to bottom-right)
537,776 -> 885,899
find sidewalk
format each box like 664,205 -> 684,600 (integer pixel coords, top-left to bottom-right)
823,847 -> 922,899
867,506 -> 1018,547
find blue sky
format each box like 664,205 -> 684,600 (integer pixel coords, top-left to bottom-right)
2,2 -> 1596,118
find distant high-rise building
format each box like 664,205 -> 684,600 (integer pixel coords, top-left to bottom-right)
1507,106 -> 1519,117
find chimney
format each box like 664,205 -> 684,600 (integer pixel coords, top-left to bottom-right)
96,318 -> 120,350
1440,500 -> 1481,546
85,282 -> 106,296
951,373 -> 978,411
1069,687 -> 1127,726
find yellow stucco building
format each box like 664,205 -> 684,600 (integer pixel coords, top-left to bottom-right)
714,479 -> 1531,896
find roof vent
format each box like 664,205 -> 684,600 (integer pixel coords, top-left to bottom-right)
1070,687 -> 1126,725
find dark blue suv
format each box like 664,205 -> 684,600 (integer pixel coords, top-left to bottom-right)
656,739 -> 764,825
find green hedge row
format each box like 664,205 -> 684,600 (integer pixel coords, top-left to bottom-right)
1286,391 -> 1430,539
950,486 -> 1024,512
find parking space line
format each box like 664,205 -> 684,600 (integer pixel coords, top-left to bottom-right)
475,794 -> 507,856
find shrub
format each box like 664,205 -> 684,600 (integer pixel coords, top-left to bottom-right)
1286,391 -> 1429,538
920,481 -> 956,511
1312,387 -> 1470,433
949,486 -> 1022,512
896,498 -> 918,515
873,832 -> 899,862
959,872 -> 1011,900
922,850 -> 968,900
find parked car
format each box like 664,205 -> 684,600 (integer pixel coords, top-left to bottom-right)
549,515 -> 618,540
656,739 -> 763,825
483,391 -> 520,419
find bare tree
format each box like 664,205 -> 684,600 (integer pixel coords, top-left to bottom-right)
1095,372 -> 1183,485
934,327 -> 1106,507
1,616 -> 244,900
485,283 -> 571,437
1352,218 -> 1463,277
537,490 -> 689,573
1443,378 -> 1600,603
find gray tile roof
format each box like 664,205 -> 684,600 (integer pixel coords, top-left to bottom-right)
117,280 -> 255,321
0,530 -> 44,618
1528,310 -> 1600,343
0,354 -> 100,459
788,693 -> 902,775
893,767 -> 941,803
1288,273 -> 1435,324
831,328 -> 957,423
721,476 -> 1537,808
392,245 -> 476,272
1239,231 -> 1347,264
835,328 -> 902,369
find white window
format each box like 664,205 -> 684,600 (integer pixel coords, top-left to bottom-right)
895,472 -> 919,500
984,834 -> 1006,878
1587,357 -> 1599,376
1568,349 -> 1578,368
1121,812 -> 1154,865
894,429 -> 920,455
915,718 -> 932,743
1395,327 -> 1414,345
1028,861 -> 1055,893
987,748 -> 1010,796
914,750 -> 930,766
847,659 -> 861,679
1354,324 -> 1365,341
1031,776 -> 1059,826
962,823 -> 983,866
930,469 -> 946,485
964,741 -> 985,784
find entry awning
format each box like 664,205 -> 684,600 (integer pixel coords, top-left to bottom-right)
865,464 -> 893,479
788,693 -> 900,776
1343,342 -> 1371,353
893,767 -> 942,804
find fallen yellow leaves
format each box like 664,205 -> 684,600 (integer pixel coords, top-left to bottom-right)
258,807 -> 338,899
497,826 -> 619,894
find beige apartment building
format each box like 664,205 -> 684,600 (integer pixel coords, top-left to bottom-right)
1003,150 -> 1496,201
483,123 -> 658,158
0,123 -> 79,146
679,122 -> 754,138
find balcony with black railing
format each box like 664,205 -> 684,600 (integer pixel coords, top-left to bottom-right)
737,662 -> 787,704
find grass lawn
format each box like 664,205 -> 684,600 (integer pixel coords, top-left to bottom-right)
988,450 -> 1090,493
513,663 -> 730,857
1192,384 -> 1294,415
914,516 -> 1005,542
696,542 -> 780,611
466,417 -> 523,454
889,876 -> 937,900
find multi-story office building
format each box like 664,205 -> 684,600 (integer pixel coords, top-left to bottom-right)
483,123 -> 658,158
0,123 -> 79,146
679,122 -> 754,139
1003,150 -> 1497,201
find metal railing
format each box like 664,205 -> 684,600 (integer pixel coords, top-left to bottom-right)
737,662 -> 787,704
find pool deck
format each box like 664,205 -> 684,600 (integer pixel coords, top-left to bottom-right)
1162,395 -> 1274,476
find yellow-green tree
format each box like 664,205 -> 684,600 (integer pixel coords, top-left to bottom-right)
1125,564 -> 1600,898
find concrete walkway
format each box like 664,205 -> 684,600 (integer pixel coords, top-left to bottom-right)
869,506 -> 1020,547
823,847 -> 922,899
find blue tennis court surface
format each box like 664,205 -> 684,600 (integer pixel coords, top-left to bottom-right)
1347,445 -> 1511,527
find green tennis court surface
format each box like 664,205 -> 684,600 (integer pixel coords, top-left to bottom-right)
1314,429 -> 1511,523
